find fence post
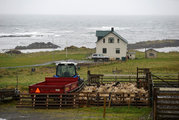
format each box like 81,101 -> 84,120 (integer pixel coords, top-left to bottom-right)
103,97 -> 106,119
87,70 -> 91,85
148,72 -> 153,107
60,94 -> 62,108
73,94 -> 76,108
101,75 -> 103,84
149,83 -> 153,107
108,93 -> 112,108
153,88 -> 159,120
178,72 -> 179,88
97,92 -> 99,106
46,95 -> 49,109
16,74 -> 18,90
137,67 -> 139,88
33,95 -> 36,109
87,93 -> 89,107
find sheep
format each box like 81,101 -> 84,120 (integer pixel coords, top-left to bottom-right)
80,82 -> 148,103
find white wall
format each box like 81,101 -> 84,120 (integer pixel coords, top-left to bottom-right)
96,33 -> 127,60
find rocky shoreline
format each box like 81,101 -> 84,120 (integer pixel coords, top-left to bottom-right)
15,42 -> 60,50
11,40 -> 179,53
128,39 -> 179,50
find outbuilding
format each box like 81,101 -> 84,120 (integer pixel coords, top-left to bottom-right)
127,52 -> 136,60
145,49 -> 158,58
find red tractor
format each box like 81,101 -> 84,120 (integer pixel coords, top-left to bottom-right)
28,62 -> 84,108
29,62 -> 84,94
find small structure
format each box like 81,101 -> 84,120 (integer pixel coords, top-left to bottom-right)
0,88 -> 19,101
96,27 -> 128,60
145,49 -> 158,58
127,52 -> 136,60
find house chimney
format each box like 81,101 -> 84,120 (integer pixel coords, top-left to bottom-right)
111,27 -> 114,31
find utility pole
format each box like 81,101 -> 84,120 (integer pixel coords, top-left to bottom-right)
145,48 -> 146,58
66,40 -> 68,58
52,36 -> 55,61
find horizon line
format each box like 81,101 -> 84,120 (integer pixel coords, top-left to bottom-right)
0,13 -> 179,16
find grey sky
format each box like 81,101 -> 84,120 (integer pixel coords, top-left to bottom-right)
0,0 -> 179,15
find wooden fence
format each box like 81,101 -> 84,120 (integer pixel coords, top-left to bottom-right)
153,88 -> 179,120
0,88 -> 19,101
17,92 -> 149,109
152,73 -> 179,88
87,70 -> 147,85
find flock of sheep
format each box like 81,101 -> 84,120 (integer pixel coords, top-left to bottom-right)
79,82 -> 149,103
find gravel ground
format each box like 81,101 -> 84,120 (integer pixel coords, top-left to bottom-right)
0,59 -> 93,69
0,100 -> 151,120
0,100 -> 102,120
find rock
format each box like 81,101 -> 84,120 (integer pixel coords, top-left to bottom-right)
128,39 -> 179,50
65,46 -> 78,50
5,49 -> 22,54
15,42 -> 60,49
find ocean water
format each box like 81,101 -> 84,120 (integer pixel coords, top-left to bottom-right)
0,15 -> 179,53
137,47 -> 179,53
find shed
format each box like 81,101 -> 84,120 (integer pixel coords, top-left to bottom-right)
145,49 -> 158,58
127,52 -> 136,60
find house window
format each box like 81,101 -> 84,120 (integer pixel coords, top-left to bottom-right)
103,38 -> 105,43
103,48 -> 107,54
149,53 -> 154,56
116,48 -> 120,54
108,37 -> 114,43
117,39 -> 120,43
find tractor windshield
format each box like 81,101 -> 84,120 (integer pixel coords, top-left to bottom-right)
56,64 -> 76,77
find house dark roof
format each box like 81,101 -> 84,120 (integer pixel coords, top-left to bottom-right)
96,28 -> 128,44
146,49 -> 158,53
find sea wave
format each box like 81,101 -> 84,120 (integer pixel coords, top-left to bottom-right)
87,26 -> 131,30
0,48 -> 63,53
20,48 -> 63,53
0,118 -> 6,120
58,30 -> 74,33
0,32 -> 44,38
0,30 -> 74,38
136,47 -> 179,53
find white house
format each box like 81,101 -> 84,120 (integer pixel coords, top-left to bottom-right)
96,28 -> 128,60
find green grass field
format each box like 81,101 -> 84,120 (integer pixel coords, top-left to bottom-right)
0,46 -> 95,67
1,47 -> 178,120
0,47 -> 179,90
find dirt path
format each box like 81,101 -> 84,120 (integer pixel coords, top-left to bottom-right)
0,101 -> 100,120
0,100 -> 151,120
0,60 -> 93,69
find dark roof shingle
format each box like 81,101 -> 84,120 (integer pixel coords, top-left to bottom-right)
96,29 -> 128,44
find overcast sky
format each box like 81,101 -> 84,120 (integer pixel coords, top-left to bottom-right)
0,0 -> 179,15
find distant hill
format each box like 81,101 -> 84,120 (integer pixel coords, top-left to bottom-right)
15,42 -> 60,49
128,39 -> 179,50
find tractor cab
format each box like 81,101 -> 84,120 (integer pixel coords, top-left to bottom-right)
54,62 -> 79,78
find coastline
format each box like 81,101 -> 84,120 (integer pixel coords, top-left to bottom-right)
136,46 -> 179,53
1,39 -> 178,53
1,46 -> 178,54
